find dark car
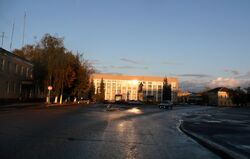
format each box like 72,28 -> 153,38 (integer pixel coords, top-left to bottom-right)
158,101 -> 173,109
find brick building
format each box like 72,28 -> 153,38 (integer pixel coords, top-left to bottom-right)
0,48 -> 33,103
206,87 -> 234,106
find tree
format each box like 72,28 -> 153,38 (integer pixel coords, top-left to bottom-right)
88,79 -> 95,102
99,78 -> 105,102
163,77 -> 171,101
137,82 -> 144,101
13,33 -> 95,103
231,87 -> 247,106
71,53 -> 94,101
138,82 -> 143,93
246,87 -> 250,105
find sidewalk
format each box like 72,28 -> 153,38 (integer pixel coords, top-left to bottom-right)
0,102 -> 85,109
180,108 -> 250,159
0,102 -> 45,109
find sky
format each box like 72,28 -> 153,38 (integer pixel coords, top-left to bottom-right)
1,0 -> 250,92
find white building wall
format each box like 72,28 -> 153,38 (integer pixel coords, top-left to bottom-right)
93,79 -> 173,102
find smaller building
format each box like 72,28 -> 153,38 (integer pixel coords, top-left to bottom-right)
206,87 -> 233,106
177,90 -> 191,103
0,48 -> 33,103
188,93 -> 203,105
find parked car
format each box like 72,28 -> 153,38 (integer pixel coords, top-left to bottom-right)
158,101 -> 173,109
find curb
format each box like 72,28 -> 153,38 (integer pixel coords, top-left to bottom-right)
179,121 -> 247,159
45,103 -> 87,107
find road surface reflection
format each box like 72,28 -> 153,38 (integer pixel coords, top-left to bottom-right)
126,107 -> 142,114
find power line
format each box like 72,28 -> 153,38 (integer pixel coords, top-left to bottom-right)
10,21 -> 15,51
22,11 -> 26,47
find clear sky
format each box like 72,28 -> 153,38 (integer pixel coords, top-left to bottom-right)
1,0 -> 250,91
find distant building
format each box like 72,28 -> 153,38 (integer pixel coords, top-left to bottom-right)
177,90 -> 191,103
188,93 -> 203,105
91,73 -> 178,102
0,48 -> 33,103
206,87 -> 233,106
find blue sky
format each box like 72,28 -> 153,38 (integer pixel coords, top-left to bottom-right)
1,0 -> 250,91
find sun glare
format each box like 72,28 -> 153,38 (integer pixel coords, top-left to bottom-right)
128,80 -> 138,85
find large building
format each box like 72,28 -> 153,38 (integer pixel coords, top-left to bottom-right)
91,73 -> 178,102
0,48 -> 33,103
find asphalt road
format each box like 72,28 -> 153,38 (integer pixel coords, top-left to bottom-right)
181,107 -> 250,159
0,104 -> 220,159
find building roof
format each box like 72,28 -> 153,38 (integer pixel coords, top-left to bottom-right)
206,87 -> 232,93
91,73 -> 178,83
0,47 -> 33,66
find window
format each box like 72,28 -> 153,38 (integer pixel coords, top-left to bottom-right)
0,58 -> 4,71
15,64 -> 19,74
26,68 -> 29,78
106,88 -> 110,93
117,84 -> 121,88
13,82 -> 16,93
7,61 -> 11,72
6,81 -> 10,94
122,87 -> 126,94
153,85 -> 157,91
158,85 -> 162,90
148,85 -> 152,90
117,90 -> 121,94
107,83 -> 111,88
21,66 -> 24,75
19,83 -> 22,93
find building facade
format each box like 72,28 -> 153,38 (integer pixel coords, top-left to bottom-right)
91,73 -> 178,102
0,48 -> 33,103
206,87 -> 233,106
177,90 -> 191,103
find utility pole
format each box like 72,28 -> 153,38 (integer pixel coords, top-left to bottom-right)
0,32 -> 4,47
22,11 -> 26,47
10,21 -> 15,51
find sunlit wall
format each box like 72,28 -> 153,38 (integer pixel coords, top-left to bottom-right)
92,74 -> 178,102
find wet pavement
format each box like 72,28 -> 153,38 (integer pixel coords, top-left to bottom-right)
181,107 -> 250,159
0,104 -> 220,159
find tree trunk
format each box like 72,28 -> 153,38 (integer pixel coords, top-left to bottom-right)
54,96 -> 58,103
60,94 -> 63,104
